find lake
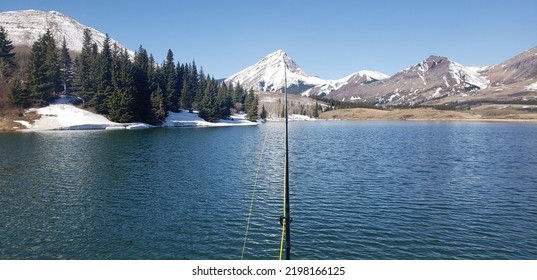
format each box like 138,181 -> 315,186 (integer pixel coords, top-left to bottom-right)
1,121 -> 536,259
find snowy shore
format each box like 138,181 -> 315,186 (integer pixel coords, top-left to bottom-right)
15,97 -> 257,131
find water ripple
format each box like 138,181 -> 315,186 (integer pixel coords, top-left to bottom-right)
1,122 -> 536,259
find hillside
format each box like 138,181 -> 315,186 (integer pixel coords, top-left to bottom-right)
0,10 -> 132,54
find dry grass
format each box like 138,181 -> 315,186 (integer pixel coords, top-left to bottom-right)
319,107 -> 537,123
0,107 -> 40,131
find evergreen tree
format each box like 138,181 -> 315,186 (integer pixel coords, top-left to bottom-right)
216,81 -> 232,119
43,30 -> 61,95
0,26 -> 16,81
198,77 -> 219,122
175,62 -> 184,109
245,89 -> 258,121
107,49 -> 135,122
7,77 -> 29,107
312,102 -> 320,118
73,29 -> 94,105
92,34 -> 113,113
180,61 -> 198,112
163,49 -> 178,111
180,79 -> 191,111
231,82 -> 246,113
150,85 -> 166,124
132,45 -> 153,122
25,29 -> 60,105
260,104 -> 267,119
195,67 -> 206,106
59,38 -> 72,94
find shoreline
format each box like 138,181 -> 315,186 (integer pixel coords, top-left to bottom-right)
3,107 -> 537,132
1,104 -> 258,132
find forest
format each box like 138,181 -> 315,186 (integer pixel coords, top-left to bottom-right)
0,27 -> 259,124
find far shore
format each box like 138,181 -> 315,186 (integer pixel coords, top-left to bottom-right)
3,105 -> 537,132
319,107 -> 537,124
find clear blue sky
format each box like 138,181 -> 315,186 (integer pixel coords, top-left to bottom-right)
2,0 -> 536,79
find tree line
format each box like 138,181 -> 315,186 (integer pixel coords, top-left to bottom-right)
0,27 -> 259,124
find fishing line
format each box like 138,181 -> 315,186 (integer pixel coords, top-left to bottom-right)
241,128 -> 270,260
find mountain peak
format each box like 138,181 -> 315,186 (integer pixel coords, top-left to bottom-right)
270,49 -> 287,56
225,50 -> 325,93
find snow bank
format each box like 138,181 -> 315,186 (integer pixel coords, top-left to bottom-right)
16,100 -> 256,132
19,104 -> 122,131
163,111 -> 257,127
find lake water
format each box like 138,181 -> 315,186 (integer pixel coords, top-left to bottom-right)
1,121 -> 536,260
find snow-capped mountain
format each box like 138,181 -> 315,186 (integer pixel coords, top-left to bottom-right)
326,55 -> 491,105
304,70 -> 390,97
225,50 -> 327,93
225,50 -> 390,96
0,10 -> 132,54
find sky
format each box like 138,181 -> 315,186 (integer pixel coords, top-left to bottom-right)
1,0 -> 536,79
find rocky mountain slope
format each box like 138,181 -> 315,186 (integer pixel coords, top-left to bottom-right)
481,46 -> 537,85
421,46 -> 537,106
0,10 -> 131,54
327,55 -> 491,105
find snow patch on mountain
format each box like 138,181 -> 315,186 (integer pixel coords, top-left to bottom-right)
449,61 -> 490,89
356,70 -> 390,81
525,82 -> 537,91
303,70 -> 390,97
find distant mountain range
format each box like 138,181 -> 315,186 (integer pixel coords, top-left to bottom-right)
227,47 -> 537,106
2,9 -> 535,106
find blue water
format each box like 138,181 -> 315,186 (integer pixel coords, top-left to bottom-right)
1,121 -> 536,259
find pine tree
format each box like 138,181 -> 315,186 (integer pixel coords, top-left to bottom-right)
231,82 -> 246,113
7,77 -> 29,107
25,29 -> 60,105
132,46 -> 153,123
180,61 -> 198,112
107,49 -> 135,122
195,67 -> 206,106
42,30 -> 61,96
73,29 -> 94,105
216,81 -> 232,119
150,85 -> 166,124
245,89 -> 258,121
59,38 -> 72,95
313,102 -> 320,118
260,104 -> 267,119
198,77 -> 219,122
175,62 -> 184,109
0,26 -> 16,81
163,49 -> 177,111
92,34 -> 113,113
